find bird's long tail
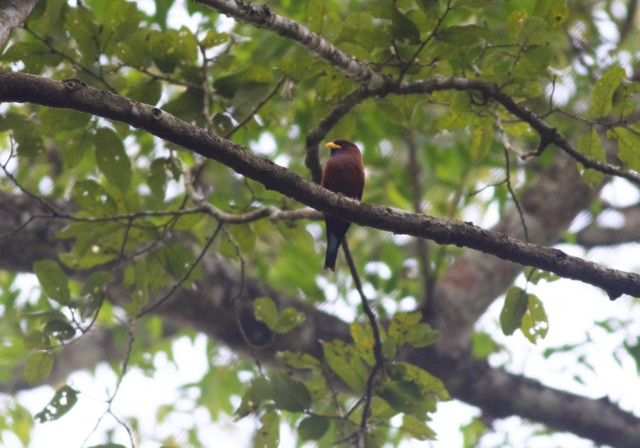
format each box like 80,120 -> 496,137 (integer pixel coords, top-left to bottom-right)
324,232 -> 343,271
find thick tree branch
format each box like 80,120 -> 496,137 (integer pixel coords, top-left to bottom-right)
0,0 -> 39,47
1,192 -> 639,447
396,79 -> 640,186
194,0 -> 387,88
429,152 -> 600,349
418,348 -> 640,448
0,71 -> 638,298
574,204 -> 640,248
191,0 -> 640,188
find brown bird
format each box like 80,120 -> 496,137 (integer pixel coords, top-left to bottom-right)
321,139 -> 365,271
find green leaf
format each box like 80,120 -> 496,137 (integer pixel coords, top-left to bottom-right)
506,10 -> 528,39
33,260 -> 70,304
377,379 -> 428,415
23,351 -> 54,385
389,362 -> 450,401
76,271 -> 111,317
388,311 -> 438,348
34,385 -> 79,422
518,16 -> 554,45
404,323 -> 440,348
470,116 -> 494,161
402,414 -> 436,440
608,126 -> 640,171
521,294 -> 549,344
382,336 -> 398,359
274,307 -> 305,334
589,66 -> 625,119
391,8 -> 420,44
298,415 -> 330,441
471,332 -> 496,358
81,270 -> 113,299
149,27 -> 198,73
227,223 -> 256,253
200,31 -> 230,49
577,129 -> 606,186
417,0 -> 439,14
95,127 -> 132,191
500,287 -> 528,336
253,297 -> 279,330
235,377 -> 271,418
436,25 -> 492,47
163,87 -> 205,124
254,409 -> 280,448
533,0 -> 568,26
124,259 -> 149,315
613,80 -> 640,118
624,338 -> 640,374
163,241 -> 201,282
277,351 -> 322,371
351,321 -> 375,360
148,158 -> 169,199
322,340 -> 368,392
99,0 -> 144,54
70,180 -> 118,215
126,79 -> 162,105
39,108 -> 91,135
234,387 -> 264,420
270,371 -> 312,412
526,268 -> 559,285
307,0 -> 325,33
377,363 -> 448,416
462,417 -> 487,448
13,126 -> 45,157
214,67 -> 273,99
61,131 -> 93,169
436,92 -> 471,129
64,4 -> 100,64
44,320 -> 76,341
389,311 -> 421,340
116,29 -> 153,68
25,330 -> 51,350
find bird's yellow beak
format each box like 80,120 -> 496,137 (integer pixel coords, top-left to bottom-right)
325,142 -> 340,150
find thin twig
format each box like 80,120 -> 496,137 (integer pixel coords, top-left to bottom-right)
23,25 -> 115,91
503,145 -> 530,242
405,133 -> 434,308
81,319 -> 137,447
227,229 -> 267,376
341,240 -> 384,445
397,0 -> 452,82
224,76 -> 287,139
137,222 -> 224,318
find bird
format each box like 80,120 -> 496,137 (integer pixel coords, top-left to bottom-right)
321,139 -> 365,271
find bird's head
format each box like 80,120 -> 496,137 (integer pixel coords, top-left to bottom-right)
325,139 -> 360,154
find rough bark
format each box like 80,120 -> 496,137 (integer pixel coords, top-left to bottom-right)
1,72 -> 638,298
0,0 -> 39,47
1,191 -> 640,447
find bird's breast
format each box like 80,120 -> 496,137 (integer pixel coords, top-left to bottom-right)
321,153 -> 365,199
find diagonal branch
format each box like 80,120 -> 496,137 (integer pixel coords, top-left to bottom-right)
397,79 -> 640,186
1,193 -> 639,448
1,71 -> 638,298
194,0 -> 387,88
192,0 -> 640,187
0,0 -> 39,47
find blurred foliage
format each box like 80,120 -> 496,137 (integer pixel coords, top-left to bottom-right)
1,0 -> 639,446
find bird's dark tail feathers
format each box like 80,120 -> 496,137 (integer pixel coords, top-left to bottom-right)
324,232 -> 342,271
